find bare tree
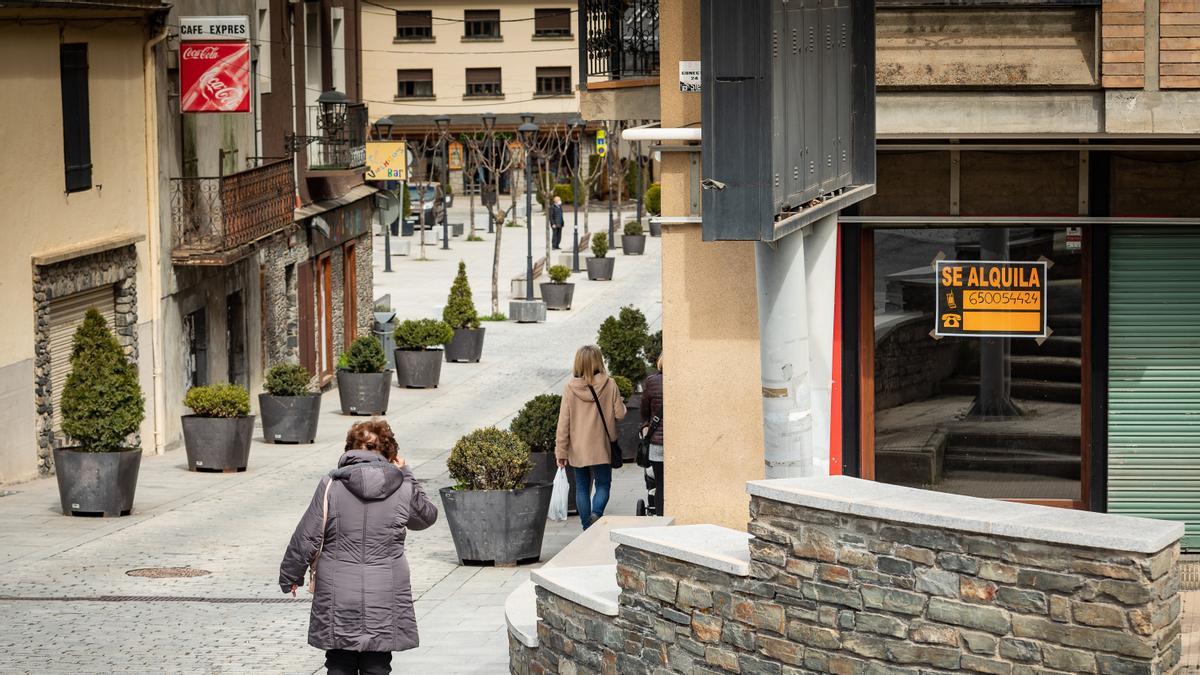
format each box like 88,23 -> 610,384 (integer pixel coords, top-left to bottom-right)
554,121 -> 610,251
404,129 -> 439,261
530,124 -> 567,259
464,129 -> 520,316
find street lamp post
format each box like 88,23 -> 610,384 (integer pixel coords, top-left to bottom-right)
607,135 -> 614,248
482,112 -> 497,234
373,118 -> 395,273
518,119 -> 539,302
568,117 -> 585,273
434,114 -> 451,250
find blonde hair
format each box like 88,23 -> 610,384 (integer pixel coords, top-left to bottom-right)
656,354 -> 663,372
572,345 -> 606,385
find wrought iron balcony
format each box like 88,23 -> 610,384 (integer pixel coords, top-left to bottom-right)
170,158 -> 296,265
306,102 -> 368,171
583,0 -> 659,83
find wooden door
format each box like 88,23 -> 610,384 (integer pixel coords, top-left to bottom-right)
343,242 -> 358,345
316,254 -> 334,382
298,262 -> 316,375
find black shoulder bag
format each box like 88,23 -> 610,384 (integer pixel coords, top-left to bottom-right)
587,381 -> 623,469
637,414 -> 661,468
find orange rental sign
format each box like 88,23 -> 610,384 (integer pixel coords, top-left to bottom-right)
935,260 -> 1047,338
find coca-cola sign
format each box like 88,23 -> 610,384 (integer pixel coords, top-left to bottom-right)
180,41 -> 250,113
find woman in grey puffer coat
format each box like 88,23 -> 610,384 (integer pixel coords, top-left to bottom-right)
280,421 -> 438,675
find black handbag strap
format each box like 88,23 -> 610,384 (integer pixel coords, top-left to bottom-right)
644,414 -> 661,440
586,381 -> 614,442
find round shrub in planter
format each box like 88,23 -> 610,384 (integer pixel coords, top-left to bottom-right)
511,393 -> 578,516
540,264 -> 575,311
598,306 -> 652,461
337,336 -> 391,415
260,363 -> 320,444
586,232 -> 615,281
439,428 -> 551,565
182,383 -> 254,472
443,261 -> 485,363
54,309 -> 146,517
395,318 -> 453,388
622,220 -> 647,255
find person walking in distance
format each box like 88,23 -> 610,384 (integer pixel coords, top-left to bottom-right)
279,420 -> 438,675
556,345 -> 626,529
549,194 -> 565,250
640,355 -> 665,515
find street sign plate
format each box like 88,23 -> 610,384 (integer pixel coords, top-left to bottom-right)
935,260 -> 1048,338
595,129 -> 608,157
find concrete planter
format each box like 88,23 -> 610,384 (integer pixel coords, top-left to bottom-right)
445,328 -> 485,363
649,220 -> 662,237
586,256 -> 615,281
52,447 -> 142,517
181,415 -> 255,472
259,394 -> 321,444
395,349 -> 444,388
401,220 -> 415,237
452,222 -> 464,237
622,235 -> 647,255
440,483 -> 554,565
617,392 -> 643,462
540,283 -> 575,310
336,371 -> 392,415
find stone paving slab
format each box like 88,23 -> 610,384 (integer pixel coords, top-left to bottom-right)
0,219 -> 660,674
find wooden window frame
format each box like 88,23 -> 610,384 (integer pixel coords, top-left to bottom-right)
465,67 -> 503,97
463,9 -> 501,39
343,241 -> 357,345
535,66 -> 572,96
397,68 -> 434,99
395,10 -> 433,40
533,8 -> 572,37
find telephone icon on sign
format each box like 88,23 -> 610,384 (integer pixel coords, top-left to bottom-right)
946,292 -> 957,310
942,313 -> 961,329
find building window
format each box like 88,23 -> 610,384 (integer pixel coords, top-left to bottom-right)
534,8 -> 571,37
395,10 -> 432,40
59,43 -> 91,193
464,9 -> 500,39
465,68 -> 502,97
536,66 -> 572,96
184,307 -> 208,390
397,69 -> 434,98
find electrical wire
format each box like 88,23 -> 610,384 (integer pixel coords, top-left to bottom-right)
360,1 -> 577,23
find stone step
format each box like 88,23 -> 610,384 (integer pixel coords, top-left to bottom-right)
1011,335 -> 1081,358
529,564 -> 620,617
941,376 -> 1081,404
944,446 -> 1081,480
1009,354 -> 1081,382
947,430 -> 1080,455
611,524 -> 752,577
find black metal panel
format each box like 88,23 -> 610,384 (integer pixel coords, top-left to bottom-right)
702,0 -> 875,241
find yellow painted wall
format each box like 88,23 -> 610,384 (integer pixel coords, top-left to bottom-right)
361,0 -> 580,118
0,21 -> 153,481
659,0 -> 766,529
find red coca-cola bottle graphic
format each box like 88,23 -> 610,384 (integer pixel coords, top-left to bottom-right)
181,43 -> 250,113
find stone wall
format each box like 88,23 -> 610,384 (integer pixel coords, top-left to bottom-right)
875,317 -> 961,411
524,489 -> 1183,675
261,232 -> 308,366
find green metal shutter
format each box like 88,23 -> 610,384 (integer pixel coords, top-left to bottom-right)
1108,226 -> 1200,550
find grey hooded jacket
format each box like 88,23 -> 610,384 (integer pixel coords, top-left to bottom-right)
279,450 -> 438,652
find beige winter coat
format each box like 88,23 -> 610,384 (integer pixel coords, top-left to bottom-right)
555,374 -> 627,468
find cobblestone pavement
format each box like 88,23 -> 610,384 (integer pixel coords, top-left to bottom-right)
0,215 -> 660,675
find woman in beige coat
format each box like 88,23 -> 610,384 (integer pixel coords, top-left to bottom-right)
555,345 -> 627,529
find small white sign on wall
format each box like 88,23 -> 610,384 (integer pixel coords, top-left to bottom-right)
679,61 -> 701,92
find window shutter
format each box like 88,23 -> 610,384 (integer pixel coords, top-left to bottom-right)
466,68 -> 501,85
396,10 -> 430,28
536,9 -> 571,34
540,66 -> 571,79
60,43 -> 92,193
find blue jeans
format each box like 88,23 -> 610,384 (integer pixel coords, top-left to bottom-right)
572,464 -> 612,529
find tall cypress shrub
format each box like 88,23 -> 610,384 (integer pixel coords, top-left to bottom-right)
59,309 -> 145,452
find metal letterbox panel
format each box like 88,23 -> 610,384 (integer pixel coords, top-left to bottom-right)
835,0 -> 852,184
783,1 -> 806,210
802,0 -> 821,204
819,0 -> 838,193
771,1 -> 786,213
701,0 -> 773,241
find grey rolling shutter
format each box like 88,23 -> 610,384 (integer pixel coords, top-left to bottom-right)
1108,226 -> 1200,550
49,285 -> 117,434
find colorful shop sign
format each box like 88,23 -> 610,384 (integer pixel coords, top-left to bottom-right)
935,260 -> 1047,338
365,141 -> 408,181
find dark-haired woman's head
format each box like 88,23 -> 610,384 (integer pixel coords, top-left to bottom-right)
345,420 -> 399,461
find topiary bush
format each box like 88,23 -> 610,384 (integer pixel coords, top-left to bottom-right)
447,427 -> 531,491
624,160 -> 642,199
395,318 -> 454,351
340,335 -> 387,373
597,305 -> 650,386
548,264 -> 571,284
443,261 -> 480,330
591,232 -> 609,258
185,383 -> 250,418
611,375 -> 633,400
265,363 -> 313,397
554,183 -> 574,205
59,309 -> 145,452
509,394 -> 562,454
644,182 -> 662,216
645,329 -> 663,366
624,220 -> 644,237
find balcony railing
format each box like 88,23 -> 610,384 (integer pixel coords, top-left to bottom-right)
307,102 -> 368,171
170,158 -> 296,265
584,0 -> 660,82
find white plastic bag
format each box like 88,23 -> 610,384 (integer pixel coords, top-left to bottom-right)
548,468 -> 570,521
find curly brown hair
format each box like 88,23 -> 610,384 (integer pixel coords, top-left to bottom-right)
344,419 -> 399,461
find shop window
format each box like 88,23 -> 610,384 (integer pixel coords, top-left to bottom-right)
464,10 -> 500,39
535,66 -> 572,96
395,10 -> 433,40
534,8 -> 571,37
465,68 -> 502,97
397,69 -> 434,98
184,308 -> 208,390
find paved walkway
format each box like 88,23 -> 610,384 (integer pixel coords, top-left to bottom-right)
0,213 -> 661,674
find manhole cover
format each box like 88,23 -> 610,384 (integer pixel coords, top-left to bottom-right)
1182,561 -> 1200,592
126,567 -> 211,578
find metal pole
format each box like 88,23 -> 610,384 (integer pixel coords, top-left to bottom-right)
441,135 -> 450,250
383,184 -> 394,273
572,140 -> 581,273
607,141 -> 614,246
635,140 -> 644,225
970,228 -> 1021,418
525,154 -> 534,301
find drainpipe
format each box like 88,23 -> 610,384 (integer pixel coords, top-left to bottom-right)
755,228 -> 814,478
144,24 -> 169,454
